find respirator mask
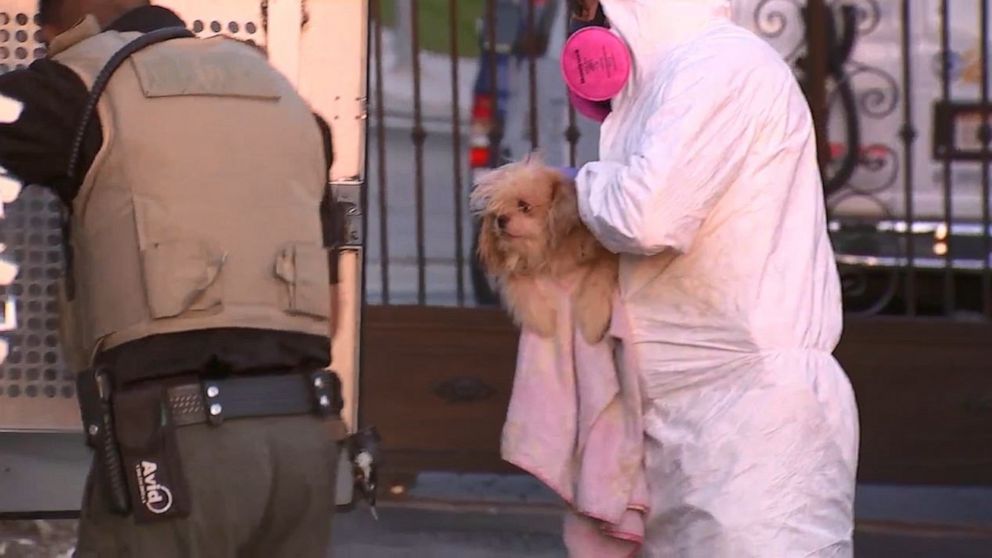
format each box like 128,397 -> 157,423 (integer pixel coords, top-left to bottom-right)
561,1 -> 631,122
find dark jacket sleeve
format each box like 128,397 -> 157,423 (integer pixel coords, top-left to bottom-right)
0,59 -> 101,207
314,113 -> 343,285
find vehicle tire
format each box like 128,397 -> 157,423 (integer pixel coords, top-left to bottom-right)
469,219 -> 500,306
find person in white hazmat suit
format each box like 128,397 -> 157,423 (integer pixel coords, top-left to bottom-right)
564,0 -> 861,555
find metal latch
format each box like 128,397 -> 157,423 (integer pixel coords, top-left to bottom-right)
332,181 -> 363,247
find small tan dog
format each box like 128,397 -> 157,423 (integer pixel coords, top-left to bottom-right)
471,155 -> 619,343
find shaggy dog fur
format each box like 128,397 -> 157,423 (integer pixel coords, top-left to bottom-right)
471,155 -> 619,343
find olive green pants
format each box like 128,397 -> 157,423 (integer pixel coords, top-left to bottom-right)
74,415 -> 342,558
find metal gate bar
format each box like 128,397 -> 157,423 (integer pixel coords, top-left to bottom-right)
564,5 -> 579,167
411,0 -> 427,305
526,0 -> 538,149
486,0 -> 500,168
804,0 -> 829,173
981,0 -> 991,318
899,0 -> 917,317
939,0 -> 955,314
371,0 -> 390,305
448,0 -> 466,306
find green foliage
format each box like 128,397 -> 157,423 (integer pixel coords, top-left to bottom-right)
375,0 -> 486,57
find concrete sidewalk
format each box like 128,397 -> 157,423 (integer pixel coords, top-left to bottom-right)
333,503 -> 564,558
332,502 -> 992,558
328,473 -> 992,557
3,479 -> 992,557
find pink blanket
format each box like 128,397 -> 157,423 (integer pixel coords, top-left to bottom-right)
501,280 -> 648,557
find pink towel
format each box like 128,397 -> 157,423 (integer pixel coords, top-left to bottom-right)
501,279 -> 648,557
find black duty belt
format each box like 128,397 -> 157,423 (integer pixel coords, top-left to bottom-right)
165,371 -> 343,427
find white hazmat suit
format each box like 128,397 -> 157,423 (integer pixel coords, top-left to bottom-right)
573,1 -> 861,556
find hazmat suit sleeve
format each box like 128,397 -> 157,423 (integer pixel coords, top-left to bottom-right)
575,57 -> 763,256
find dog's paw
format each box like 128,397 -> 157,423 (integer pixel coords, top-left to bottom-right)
514,288 -> 557,338
519,307 -> 557,338
574,293 -> 611,344
573,256 -> 618,344
503,276 -> 558,338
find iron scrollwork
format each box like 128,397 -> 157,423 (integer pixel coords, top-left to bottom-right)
754,0 -> 806,63
756,0 -> 905,316
755,0 -> 899,197
829,1 -> 905,316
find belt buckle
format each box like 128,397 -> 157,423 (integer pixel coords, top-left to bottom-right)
166,383 -> 209,427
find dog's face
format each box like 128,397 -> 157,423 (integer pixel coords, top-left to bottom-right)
471,156 -> 580,276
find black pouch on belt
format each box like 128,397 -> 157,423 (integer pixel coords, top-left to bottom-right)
112,383 -> 192,523
76,367 -> 130,515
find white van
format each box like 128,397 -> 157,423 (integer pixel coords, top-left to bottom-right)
734,0 -> 992,276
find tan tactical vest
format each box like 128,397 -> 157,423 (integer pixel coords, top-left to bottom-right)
49,17 -> 330,367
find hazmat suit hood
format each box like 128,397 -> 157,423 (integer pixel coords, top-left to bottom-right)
599,0 -> 732,81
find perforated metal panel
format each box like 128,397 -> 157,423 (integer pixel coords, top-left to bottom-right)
0,190 -> 78,427
0,5 -> 80,431
0,10 -> 45,73
167,0 -> 267,47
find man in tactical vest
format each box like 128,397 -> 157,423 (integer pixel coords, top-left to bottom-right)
0,1 -> 351,555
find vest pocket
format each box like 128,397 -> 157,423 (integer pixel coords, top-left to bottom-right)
274,242 -> 330,319
140,239 -> 225,319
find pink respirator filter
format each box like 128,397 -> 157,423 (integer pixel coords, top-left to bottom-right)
560,26 -> 631,102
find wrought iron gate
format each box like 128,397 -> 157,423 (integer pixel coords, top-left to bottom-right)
365,0 -> 991,317
362,0 -> 992,486
775,0 -> 992,319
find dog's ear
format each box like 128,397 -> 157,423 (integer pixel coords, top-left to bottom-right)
546,171 -> 580,246
469,189 -> 487,215
470,164 -> 514,215
473,167 -> 498,185
477,214 -> 506,276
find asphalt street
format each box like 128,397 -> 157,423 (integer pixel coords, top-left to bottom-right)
331,503 -> 992,558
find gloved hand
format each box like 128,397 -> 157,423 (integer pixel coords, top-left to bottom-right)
348,426 -> 382,520
1,93 -> 24,220
558,166 -> 579,181
0,93 -> 23,378
0,93 -> 23,124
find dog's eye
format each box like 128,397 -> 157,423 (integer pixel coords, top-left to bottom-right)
517,200 -> 531,214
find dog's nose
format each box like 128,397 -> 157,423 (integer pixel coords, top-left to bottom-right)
497,215 -> 509,230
